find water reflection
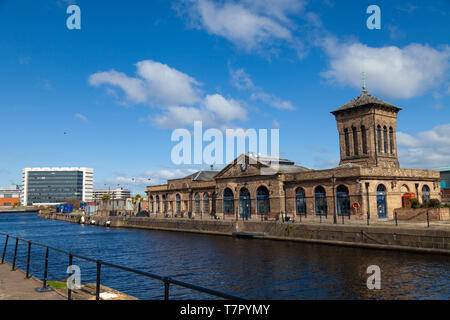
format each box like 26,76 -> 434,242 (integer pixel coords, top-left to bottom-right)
0,213 -> 448,299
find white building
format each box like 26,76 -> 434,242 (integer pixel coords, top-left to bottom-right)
93,188 -> 131,201
22,168 -> 94,205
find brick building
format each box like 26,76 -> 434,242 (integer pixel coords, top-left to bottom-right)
146,90 -> 441,221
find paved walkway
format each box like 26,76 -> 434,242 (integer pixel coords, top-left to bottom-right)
0,262 -> 65,300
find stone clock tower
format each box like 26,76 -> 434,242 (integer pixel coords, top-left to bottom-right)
331,90 -> 402,168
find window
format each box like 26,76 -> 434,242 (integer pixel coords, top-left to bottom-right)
211,193 -> 216,215
203,193 -> 210,214
376,184 -> 387,218
223,188 -> 234,215
336,185 -> 350,216
344,128 -> 350,156
422,185 -> 430,203
383,126 -> 388,153
194,193 -> 200,213
314,186 -> 327,215
256,186 -> 270,216
352,126 -> 358,156
361,125 -> 368,154
389,127 -> 394,154
239,188 -> 251,219
156,195 -> 160,213
295,187 -> 306,215
149,196 -> 154,213
162,195 -> 167,213
176,194 -> 181,213
377,125 -> 382,153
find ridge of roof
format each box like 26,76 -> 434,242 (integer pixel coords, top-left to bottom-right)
331,91 -> 402,114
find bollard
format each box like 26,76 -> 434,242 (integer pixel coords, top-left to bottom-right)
426,211 -> 430,228
68,254 -> 73,300
96,261 -> 101,301
395,212 -> 398,226
299,214 -> 302,223
164,277 -> 170,300
2,235 -> 9,264
12,238 -> 18,271
26,242 -> 31,278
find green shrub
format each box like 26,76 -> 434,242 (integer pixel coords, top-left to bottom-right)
429,199 -> 441,208
410,198 -> 419,208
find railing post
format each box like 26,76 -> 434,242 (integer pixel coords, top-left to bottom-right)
26,241 -> 31,278
2,235 -> 9,264
319,214 -> 322,224
12,238 -> 19,271
96,261 -> 101,301
342,213 -> 345,224
164,277 -> 170,300
43,247 -> 49,288
395,211 -> 398,226
426,211 -> 430,228
367,212 -> 370,226
68,254 -> 73,300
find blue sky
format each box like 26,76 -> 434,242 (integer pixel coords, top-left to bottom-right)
0,0 -> 449,195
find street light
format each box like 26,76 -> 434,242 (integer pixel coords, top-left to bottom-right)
331,175 -> 337,224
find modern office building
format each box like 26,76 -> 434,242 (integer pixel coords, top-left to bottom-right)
93,188 -> 131,201
22,168 -> 94,205
0,185 -> 22,206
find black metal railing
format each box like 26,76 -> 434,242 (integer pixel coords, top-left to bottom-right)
0,232 -> 243,301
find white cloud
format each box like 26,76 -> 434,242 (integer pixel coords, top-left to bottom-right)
397,124 -> 450,168
151,94 -> 246,129
321,38 -> 450,99
181,0 -> 306,53
74,113 -> 88,122
88,70 -> 148,104
229,66 -> 295,110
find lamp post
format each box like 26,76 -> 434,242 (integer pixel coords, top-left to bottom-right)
331,175 -> 337,224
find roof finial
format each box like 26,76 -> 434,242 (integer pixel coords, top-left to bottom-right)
362,72 -> 367,92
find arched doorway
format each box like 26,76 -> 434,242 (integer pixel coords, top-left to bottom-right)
223,188 -> 234,216
239,187 -> 251,220
176,194 -> 181,214
376,184 -> 387,218
295,187 -> 306,215
336,185 -> 350,216
194,193 -> 200,214
156,195 -> 160,213
211,192 -> 216,216
314,186 -> 327,216
203,193 -> 210,215
256,186 -> 270,216
422,185 -> 430,204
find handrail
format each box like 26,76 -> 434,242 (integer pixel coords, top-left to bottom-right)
0,232 -> 243,301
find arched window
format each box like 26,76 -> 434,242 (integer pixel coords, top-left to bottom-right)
239,187 -> 251,219
295,187 -> 306,215
194,193 -> 200,213
361,125 -> 368,154
256,186 -> 270,216
314,186 -> 327,216
377,125 -> 382,153
211,193 -> 216,215
422,185 -> 430,203
383,126 -> 388,153
176,194 -> 181,213
223,188 -> 234,215
203,193 -> 210,214
149,196 -> 154,213
336,185 -> 350,216
156,195 -> 160,213
344,128 -> 350,156
389,127 -> 394,154
162,194 -> 167,213
352,126 -> 358,156
376,184 -> 387,218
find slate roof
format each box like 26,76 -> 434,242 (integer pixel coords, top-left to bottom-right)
331,91 -> 402,114
183,170 -> 219,181
247,154 -> 309,174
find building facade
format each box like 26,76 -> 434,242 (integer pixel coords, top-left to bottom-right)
146,91 -> 441,221
0,185 -> 22,206
93,188 -> 131,201
22,167 -> 94,205
438,167 -> 450,205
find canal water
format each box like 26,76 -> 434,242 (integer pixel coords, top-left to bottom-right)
0,213 -> 448,300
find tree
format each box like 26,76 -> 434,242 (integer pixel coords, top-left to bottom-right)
102,194 -> 111,201
65,198 -> 82,210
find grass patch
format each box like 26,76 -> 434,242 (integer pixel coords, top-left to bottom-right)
47,280 -> 67,290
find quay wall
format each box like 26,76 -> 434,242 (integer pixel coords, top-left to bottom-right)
38,213 -> 450,255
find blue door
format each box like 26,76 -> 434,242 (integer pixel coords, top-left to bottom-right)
376,185 -> 387,218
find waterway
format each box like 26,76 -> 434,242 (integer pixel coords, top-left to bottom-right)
0,213 -> 448,300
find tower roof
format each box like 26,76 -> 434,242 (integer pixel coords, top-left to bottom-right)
331,91 -> 402,115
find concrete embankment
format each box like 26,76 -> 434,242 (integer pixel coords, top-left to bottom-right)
38,213 -> 450,255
